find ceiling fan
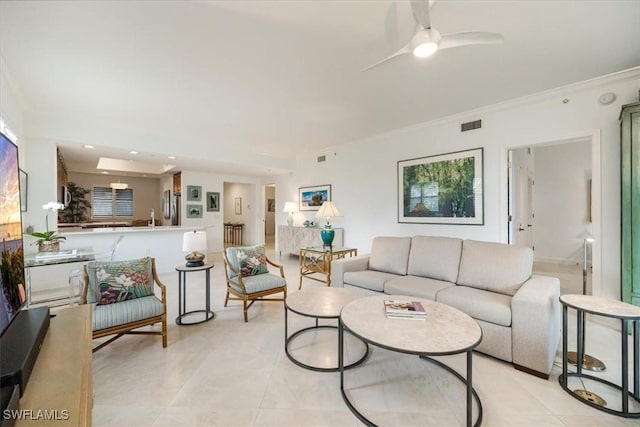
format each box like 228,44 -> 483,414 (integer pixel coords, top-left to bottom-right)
365,0 -> 504,70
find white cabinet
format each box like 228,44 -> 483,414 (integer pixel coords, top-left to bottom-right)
277,226 -> 343,255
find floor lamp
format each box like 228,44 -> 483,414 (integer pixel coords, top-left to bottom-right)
567,230 -> 606,406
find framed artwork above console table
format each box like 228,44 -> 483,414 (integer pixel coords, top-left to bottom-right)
277,225 -> 343,256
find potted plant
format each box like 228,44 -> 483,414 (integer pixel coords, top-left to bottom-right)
29,202 -> 66,252
60,182 -> 91,224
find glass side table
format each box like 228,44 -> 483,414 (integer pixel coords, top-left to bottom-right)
298,246 -> 357,289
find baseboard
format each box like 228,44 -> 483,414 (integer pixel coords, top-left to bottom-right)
513,363 -> 549,380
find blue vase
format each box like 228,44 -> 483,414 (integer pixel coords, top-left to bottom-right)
320,225 -> 335,247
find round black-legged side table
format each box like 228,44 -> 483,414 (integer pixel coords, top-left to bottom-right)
175,263 -> 215,325
559,294 -> 640,418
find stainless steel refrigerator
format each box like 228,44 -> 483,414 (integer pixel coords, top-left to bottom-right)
171,194 -> 180,225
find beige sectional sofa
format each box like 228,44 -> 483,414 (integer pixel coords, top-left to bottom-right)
331,236 -> 561,378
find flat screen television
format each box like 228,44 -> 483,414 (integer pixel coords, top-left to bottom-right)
0,130 -> 50,398
0,130 -> 26,334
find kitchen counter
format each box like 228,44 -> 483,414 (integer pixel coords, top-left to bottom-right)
61,225 -> 195,236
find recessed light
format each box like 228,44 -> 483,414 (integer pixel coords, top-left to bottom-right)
83,144 -> 95,149
101,171 -> 109,174
130,150 -> 139,155
168,156 -> 176,160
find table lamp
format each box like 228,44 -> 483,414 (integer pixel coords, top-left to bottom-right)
183,230 -> 207,267
314,201 -> 342,248
283,201 -> 297,227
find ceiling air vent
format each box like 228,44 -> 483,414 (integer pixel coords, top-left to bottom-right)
317,155 -> 326,163
461,119 -> 482,132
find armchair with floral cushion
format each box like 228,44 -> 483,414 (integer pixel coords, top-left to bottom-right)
80,256 -> 167,351
223,245 -> 287,322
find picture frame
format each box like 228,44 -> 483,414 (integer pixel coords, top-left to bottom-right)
299,184 -> 331,211
186,204 -> 203,218
162,189 -> 171,219
234,197 -> 242,215
398,147 -> 484,225
19,169 -> 27,212
186,185 -> 202,201
267,198 -> 275,212
206,192 -> 220,212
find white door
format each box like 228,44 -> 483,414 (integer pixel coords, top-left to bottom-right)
508,148 -> 534,248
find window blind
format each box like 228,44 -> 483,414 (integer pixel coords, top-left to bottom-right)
93,186 -> 134,218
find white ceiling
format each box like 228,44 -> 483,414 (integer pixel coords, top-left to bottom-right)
1,1 -> 639,177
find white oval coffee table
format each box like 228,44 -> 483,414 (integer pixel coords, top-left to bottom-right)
285,287 -> 369,372
339,294 -> 483,426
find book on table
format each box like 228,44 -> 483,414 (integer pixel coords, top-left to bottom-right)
384,299 -> 427,319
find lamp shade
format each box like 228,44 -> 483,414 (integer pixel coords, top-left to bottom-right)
183,231 -> 207,252
314,201 -> 342,221
283,201 -> 297,213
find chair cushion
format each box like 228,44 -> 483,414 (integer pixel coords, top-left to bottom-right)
384,275 -> 455,301
86,257 -> 155,305
407,236 -> 462,283
229,273 -> 286,294
436,285 -> 513,327
225,246 -> 269,278
368,236 -> 411,275
91,295 -> 164,331
457,240 -> 533,296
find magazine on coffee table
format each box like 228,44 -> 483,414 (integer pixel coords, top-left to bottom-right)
384,299 -> 427,320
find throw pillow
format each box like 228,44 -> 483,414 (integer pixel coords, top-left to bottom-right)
87,257 -> 154,305
226,246 -> 268,278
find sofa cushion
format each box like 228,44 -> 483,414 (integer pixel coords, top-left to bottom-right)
436,285 -> 512,327
457,240 -> 533,296
384,275 -> 455,301
407,236 -> 462,283
369,236 -> 411,275
343,270 -> 401,292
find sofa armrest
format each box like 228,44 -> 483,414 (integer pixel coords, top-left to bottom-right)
511,274 -> 561,377
330,255 -> 370,287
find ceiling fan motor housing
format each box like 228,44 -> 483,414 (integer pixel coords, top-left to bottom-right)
411,28 -> 441,57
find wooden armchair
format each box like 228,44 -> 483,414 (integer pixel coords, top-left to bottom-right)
80,257 -> 167,352
223,245 -> 287,322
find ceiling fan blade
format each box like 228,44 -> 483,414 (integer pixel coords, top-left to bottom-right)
410,0 -> 432,29
439,32 -> 504,50
362,43 -> 412,71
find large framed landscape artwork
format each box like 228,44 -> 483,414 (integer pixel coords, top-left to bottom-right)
398,148 -> 484,225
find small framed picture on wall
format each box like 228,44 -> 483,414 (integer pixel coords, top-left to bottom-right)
235,197 -> 242,215
206,192 -> 220,212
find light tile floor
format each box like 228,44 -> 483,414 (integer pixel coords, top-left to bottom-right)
90,246 -> 640,426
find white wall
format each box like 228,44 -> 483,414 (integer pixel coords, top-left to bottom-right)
223,181 -> 255,245
274,69 -> 640,301
533,140 -> 592,263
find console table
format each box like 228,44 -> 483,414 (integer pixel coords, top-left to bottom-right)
15,305 -> 92,426
277,226 -> 343,256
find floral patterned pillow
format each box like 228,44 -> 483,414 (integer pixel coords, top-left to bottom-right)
86,257 -> 154,305
226,246 -> 269,278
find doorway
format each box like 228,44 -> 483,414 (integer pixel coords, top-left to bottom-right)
264,184 -> 276,249
507,134 -> 600,295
